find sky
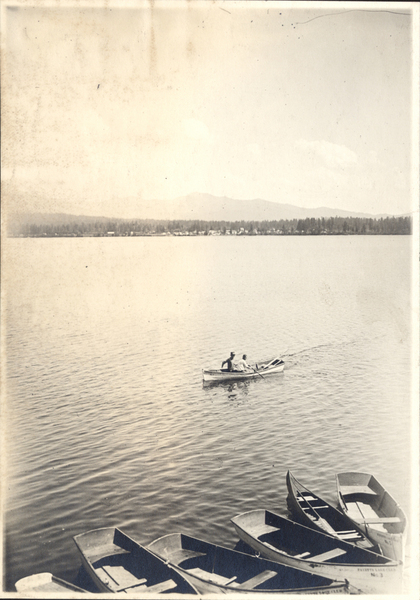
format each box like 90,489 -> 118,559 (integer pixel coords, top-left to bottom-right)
2,1 -> 417,218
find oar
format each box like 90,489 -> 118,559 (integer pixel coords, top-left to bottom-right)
252,366 -> 264,379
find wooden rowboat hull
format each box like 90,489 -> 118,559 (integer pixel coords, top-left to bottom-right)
336,472 -> 407,562
73,527 -> 197,594
231,510 -> 402,594
148,532 -> 353,594
286,471 -> 376,550
203,358 -> 284,382
15,573 -> 86,594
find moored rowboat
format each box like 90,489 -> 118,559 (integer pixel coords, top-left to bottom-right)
286,471 -> 377,550
231,509 -> 402,594
336,472 -> 407,562
73,527 -> 198,594
147,532 -> 355,594
203,357 -> 284,382
15,573 -> 86,594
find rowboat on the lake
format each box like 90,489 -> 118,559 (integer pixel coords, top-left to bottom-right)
286,471 -> 377,550
15,572 -> 86,594
231,509 -> 402,594
336,472 -> 407,562
202,357 -> 284,382
147,532 -> 355,594
73,527 -> 198,594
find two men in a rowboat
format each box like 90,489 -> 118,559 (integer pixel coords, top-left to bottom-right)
221,352 -> 253,372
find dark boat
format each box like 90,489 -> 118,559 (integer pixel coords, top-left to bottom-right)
73,527 -> 198,594
147,532 -> 355,594
231,509 -> 402,594
286,471 -> 377,550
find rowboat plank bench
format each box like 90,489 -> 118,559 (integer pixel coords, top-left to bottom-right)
308,548 -> 347,563
233,570 -> 278,589
97,565 -> 176,593
99,565 -> 146,592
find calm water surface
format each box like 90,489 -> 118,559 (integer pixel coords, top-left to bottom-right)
4,236 -> 415,592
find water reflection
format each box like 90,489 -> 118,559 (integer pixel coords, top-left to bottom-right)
203,379 -> 251,393
203,379 -> 249,390
202,379 -> 254,405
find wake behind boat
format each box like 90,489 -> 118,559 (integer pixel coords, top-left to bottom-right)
336,472 -> 407,562
147,532 -> 355,594
286,471 -> 377,550
203,357 -> 285,383
231,509 -> 402,594
73,527 -> 198,594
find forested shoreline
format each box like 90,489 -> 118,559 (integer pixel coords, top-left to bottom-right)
10,215 -> 411,237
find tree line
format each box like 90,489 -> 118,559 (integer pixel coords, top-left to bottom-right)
10,215 -> 412,237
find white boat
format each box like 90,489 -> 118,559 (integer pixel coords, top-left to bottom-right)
231,509 -> 403,594
15,572 -> 86,594
336,472 -> 407,562
203,357 -> 284,382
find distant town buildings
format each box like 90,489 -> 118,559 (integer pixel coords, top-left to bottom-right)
9,216 -> 412,238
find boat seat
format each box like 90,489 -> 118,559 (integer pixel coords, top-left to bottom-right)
99,565 -> 147,591
294,551 -> 311,558
146,579 -> 177,593
95,567 -> 119,590
337,531 -> 360,539
186,567 -> 237,586
337,534 -> 361,540
302,505 -> 328,513
309,548 -> 347,562
298,494 -> 316,501
336,529 -> 357,534
233,570 -> 278,590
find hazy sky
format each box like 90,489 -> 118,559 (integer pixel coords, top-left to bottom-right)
2,2 -> 416,218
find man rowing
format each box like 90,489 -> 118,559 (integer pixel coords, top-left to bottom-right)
221,352 -> 235,371
236,354 -> 253,372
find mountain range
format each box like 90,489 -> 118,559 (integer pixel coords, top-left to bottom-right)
11,193 -> 396,225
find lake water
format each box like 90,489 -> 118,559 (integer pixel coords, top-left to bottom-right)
3,235 -> 416,594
